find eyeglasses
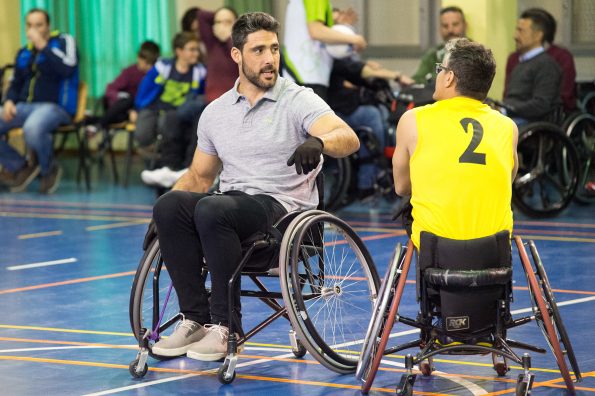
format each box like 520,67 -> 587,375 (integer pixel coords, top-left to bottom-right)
435,63 -> 450,75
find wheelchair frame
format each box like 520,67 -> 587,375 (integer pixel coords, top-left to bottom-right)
357,237 -> 582,396
128,209 -> 381,383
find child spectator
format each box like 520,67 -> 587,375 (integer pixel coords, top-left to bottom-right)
135,32 -> 207,188
86,41 -> 160,134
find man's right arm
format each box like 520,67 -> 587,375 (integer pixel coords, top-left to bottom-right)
393,110 -> 418,196
307,21 -> 367,51
173,149 -> 221,193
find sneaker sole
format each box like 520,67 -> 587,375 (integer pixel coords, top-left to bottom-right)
43,167 -> 63,194
151,342 -> 201,357
10,166 -> 40,193
186,345 -> 245,362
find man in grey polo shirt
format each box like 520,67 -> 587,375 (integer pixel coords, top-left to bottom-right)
147,12 -> 360,361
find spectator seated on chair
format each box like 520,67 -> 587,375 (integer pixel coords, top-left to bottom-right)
328,56 -> 413,200
505,8 -> 576,114
327,7 -> 414,201
393,38 -> 519,249
86,41 -> 160,135
501,9 -> 562,127
146,12 -> 360,361
412,6 -> 468,85
134,32 -> 207,188
0,8 -> 79,194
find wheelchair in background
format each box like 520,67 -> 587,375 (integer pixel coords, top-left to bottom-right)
356,232 -> 582,395
128,193 -> 381,382
323,82 -> 435,211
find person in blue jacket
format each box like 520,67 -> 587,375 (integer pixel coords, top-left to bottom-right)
0,8 -> 79,194
134,32 -> 207,188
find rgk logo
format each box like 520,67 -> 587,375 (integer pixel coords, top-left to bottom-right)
446,316 -> 470,331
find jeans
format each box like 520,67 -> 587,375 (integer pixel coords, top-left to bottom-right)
0,102 -> 71,175
153,190 -> 287,328
339,105 -> 386,189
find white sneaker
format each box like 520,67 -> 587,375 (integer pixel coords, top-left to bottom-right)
141,167 -> 187,188
141,166 -> 173,186
151,319 -> 207,357
186,324 -> 244,361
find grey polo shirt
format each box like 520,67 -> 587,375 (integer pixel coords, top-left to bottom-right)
197,76 -> 332,212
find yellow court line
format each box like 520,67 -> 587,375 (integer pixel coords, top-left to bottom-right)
0,325 -> 132,337
86,221 -> 148,231
0,212 -> 147,222
18,230 -> 63,239
0,355 -> 402,394
1,335 -> 592,393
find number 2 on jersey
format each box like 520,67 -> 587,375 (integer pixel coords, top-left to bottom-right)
459,117 -> 486,165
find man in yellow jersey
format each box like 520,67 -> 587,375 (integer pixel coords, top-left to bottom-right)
393,38 -> 519,248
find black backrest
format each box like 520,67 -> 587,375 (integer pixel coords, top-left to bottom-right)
417,230 -> 513,337
419,230 -> 511,272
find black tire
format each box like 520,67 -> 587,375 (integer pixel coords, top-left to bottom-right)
279,212 -> 380,374
218,362 -> 236,384
322,156 -> 352,211
129,239 -> 182,359
563,112 -> 595,204
513,122 -> 580,217
129,359 -> 148,378
515,237 -> 575,392
360,241 -> 414,394
529,241 -> 582,382
356,243 -> 406,383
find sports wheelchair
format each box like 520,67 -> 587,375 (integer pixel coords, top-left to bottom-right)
356,232 -> 582,395
128,189 -> 381,383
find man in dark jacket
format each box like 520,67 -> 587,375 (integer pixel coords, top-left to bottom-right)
0,8 -> 79,194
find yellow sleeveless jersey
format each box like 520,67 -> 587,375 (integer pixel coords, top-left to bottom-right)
410,96 -> 515,248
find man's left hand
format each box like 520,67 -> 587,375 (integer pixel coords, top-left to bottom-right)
287,136 -> 324,175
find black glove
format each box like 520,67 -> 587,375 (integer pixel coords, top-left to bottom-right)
392,195 -> 413,237
287,136 -> 324,175
142,218 -> 158,251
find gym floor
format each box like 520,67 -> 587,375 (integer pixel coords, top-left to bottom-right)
0,157 -> 593,395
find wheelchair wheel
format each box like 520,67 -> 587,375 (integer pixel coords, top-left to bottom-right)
360,241 -> 414,394
279,212 -> 380,374
513,122 -> 580,217
515,237 -> 576,392
528,241 -> 582,382
356,242 -> 407,383
322,156 -> 352,211
563,112 -> 595,204
129,238 -> 182,360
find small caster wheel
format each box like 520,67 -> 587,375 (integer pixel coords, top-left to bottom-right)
218,362 -> 236,384
516,375 -> 528,396
396,374 -> 416,396
419,361 -> 433,376
494,361 -> 509,376
129,359 -> 148,378
292,340 -> 307,358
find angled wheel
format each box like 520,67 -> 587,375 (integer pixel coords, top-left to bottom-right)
279,212 -> 380,374
322,156 -> 352,211
528,241 -> 582,382
130,239 -> 182,360
356,242 -> 407,382
360,241 -> 414,394
515,237 -> 576,392
513,123 -> 579,217
563,112 -> 595,204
